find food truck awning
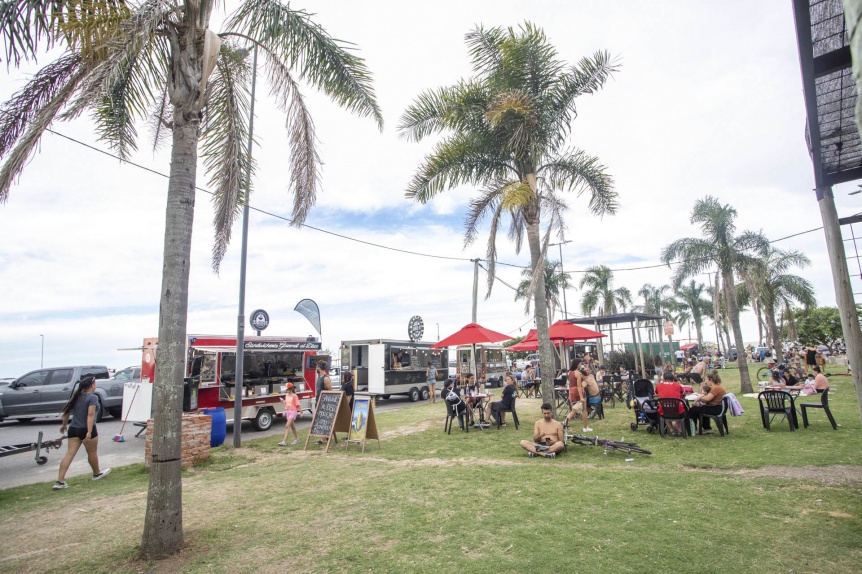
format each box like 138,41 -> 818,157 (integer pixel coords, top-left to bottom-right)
188,335 -> 322,353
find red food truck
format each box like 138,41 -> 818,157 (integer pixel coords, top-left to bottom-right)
138,335 -> 327,431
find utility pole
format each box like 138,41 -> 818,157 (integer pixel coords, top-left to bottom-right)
471,258 -> 479,323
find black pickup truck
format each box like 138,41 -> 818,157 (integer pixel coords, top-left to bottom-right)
0,365 -> 123,423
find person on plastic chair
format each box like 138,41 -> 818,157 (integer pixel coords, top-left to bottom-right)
486,372 -> 517,425
519,403 -> 565,459
688,370 -> 726,432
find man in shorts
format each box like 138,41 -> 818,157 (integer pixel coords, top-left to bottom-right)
519,403 -> 565,459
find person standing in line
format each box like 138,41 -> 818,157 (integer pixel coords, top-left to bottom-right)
314,361 -> 332,445
340,372 -> 355,440
426,360 -> 438,404
53,376 -> 111,490
279,383 -> 303,446
805,345 -> 817,374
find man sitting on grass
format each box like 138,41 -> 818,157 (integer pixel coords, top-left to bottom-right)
519,403 -> 565,459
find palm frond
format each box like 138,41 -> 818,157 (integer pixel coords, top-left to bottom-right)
0,51 -> 83,159
260,47 -> 320,226
200,43 -> 254,272
465,182 -> 505,247
56,0 -> 133,63
147,80 -> 171,151
397,80 -> 487,142
660,237 -> 714,283
540,147 -> 616,216
62,0 -> 172,121
464,23 -> 504,73
0,0 -> 68,66
404,131 -> 512,202
483,202 -> 505,298
0,51 -> 87,201
227,0 -> 382,129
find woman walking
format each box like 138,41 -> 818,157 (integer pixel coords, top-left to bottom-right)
53,376 -> 110,490
426,361 -> 438,404
279,383 -> 303,446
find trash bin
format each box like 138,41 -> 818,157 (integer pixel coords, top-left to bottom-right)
183,377 -> 200,411
204,407 -> 226,447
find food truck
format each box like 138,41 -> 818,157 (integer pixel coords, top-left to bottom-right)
455,344 -> 508,387
134,335 -> 325,431
339,339 -> 448,401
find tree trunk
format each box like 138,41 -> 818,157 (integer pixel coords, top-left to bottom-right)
722,268 -> 753,393
766,303 -> 783,364
754,300 -> 763,344
723,325 -> 732,359
694,312 -> 704,347
140,18 -> 207,559
526,220 -> 554,410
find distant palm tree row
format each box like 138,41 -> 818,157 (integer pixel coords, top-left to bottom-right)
519,197 -> 816,395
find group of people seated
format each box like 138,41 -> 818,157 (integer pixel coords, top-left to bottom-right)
652,369 -> 726,435
441,372 -> 517,429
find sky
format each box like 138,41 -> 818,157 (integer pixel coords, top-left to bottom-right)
1,0 -> 860,377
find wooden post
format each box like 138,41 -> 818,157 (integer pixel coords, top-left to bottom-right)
635,318 -> 647,379
818,185 -> 862,424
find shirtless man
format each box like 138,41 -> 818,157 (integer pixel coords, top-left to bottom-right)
519,403 -> 565,459
689,356 -> 708,385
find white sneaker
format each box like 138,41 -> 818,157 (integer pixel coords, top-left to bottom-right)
582,427 -> 593,433
290,439 -> 299,445
92,468 -> 111,480
52,481 -> 68,490
278,441 -> 287,446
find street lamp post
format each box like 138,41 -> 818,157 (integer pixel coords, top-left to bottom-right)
549,239 -> 572,319
40,334 -> 44,368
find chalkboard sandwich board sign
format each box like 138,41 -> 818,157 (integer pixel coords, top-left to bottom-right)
304,391 -> 350,452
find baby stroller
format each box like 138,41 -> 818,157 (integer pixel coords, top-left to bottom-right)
630,379 -> 659,433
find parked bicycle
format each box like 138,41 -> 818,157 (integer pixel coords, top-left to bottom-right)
566,433 -> 652,455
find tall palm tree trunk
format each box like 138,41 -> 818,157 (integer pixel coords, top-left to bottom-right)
141,18 -> 207,559
722,269 -> 753,393
754,300 -> 764,344
766,304 -> 783,363
525,217 -> 555,409
694,313 -> 704,347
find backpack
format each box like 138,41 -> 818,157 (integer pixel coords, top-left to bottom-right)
445,389 -> 460,403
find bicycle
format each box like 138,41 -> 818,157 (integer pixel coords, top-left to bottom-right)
566,433 -> 652,455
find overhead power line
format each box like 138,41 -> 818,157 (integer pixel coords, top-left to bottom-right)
21,123 -> 836,274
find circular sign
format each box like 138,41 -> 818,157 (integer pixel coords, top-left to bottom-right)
408,315 -> 424,342
250,309 -> 270,332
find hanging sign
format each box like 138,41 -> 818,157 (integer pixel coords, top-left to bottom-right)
663,320 -> 674,336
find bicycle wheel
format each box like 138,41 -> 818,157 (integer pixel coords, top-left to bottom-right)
605,441 -> 651,455
756,367 -> 772,382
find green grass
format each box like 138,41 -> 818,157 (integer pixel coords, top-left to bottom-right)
0,363 -> 860,573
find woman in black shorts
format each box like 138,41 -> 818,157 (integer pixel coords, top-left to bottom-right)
805,345 -> 817,374
53,376 -> 111,489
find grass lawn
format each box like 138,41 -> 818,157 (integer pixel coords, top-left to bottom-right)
0,364 -> 860,573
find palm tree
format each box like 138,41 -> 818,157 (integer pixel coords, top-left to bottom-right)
515,259 -> 571,322
672,280 -> 710,347
398,23 -> 618,404
579,265 -> 632,316
0,0 -> 381,559
741,247 -> 816,363
662,197 -> 768,393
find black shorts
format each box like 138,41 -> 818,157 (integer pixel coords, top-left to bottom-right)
689,373 -> 703,384
67,425 -> 97,440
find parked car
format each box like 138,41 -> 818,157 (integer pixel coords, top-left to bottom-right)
0,378 -> 14,387
753,346 -> 771,362
0,365 -> 122,423
328,366 -> 341,390
512,353 -> 539,371
727,347 -> 738,361
111,365 -> 141,383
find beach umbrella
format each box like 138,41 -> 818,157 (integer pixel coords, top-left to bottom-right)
548,321 -> 606,341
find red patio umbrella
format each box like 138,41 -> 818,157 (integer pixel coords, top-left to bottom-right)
431,323 -> 512,348
507,329 -> 538,352
548,320 -> 606,341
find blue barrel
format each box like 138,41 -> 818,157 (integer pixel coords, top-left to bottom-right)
204,407 -> 226,447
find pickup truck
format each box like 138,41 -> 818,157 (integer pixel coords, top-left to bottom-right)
0,365 -> 123,423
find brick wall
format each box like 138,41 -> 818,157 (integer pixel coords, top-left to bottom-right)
144,412 -> 212,468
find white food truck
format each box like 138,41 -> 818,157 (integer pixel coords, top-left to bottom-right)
339,339 -> 449,401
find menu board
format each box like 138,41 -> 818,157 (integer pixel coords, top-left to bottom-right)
304,391 -> 350,452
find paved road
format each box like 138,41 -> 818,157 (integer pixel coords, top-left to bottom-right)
0,396 -> 417,490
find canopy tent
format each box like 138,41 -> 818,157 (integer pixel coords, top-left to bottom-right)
567,312 -> 669,378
